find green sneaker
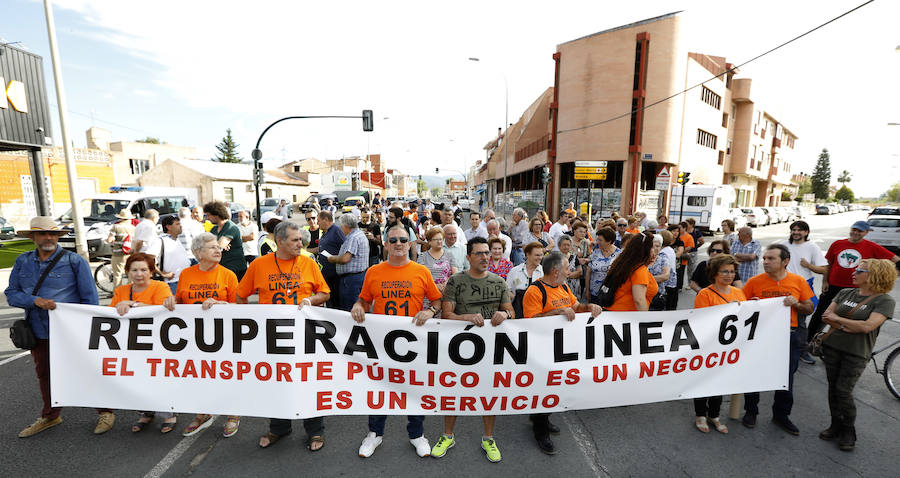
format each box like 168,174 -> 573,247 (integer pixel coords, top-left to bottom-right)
481,437 -> 502,463
431,434 -> 455,458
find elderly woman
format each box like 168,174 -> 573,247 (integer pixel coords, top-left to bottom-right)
110,252 -> 177,433
819,259 -> 897,451
507,242 -> 545,318
487,236 -> 513,279
658,230 -> 680,310
647,234 -> 671,311
416,227 -> 457,292
175,232 -> 242,437
586,227 -> 620,305
556,235 -> 584,300
721,219 -> 737,247
527,217 -> 554,253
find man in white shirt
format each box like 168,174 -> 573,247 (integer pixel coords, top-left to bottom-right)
548,210 -> 571,250
177,207 -> 203,260
237,210 -> 259,264
486,220 -> 512,261
465,212 -> 488,242
779,220 -> 828,364
442,224 -> 469,272
133,209 -> 161,257
158,216 -> 191,294
440,208 -> 466,245
275,199 -> 292,219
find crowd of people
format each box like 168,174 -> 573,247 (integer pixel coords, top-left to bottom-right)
5,195 -> 898,459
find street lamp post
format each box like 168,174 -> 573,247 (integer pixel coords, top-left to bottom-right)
469,57 -> 508,213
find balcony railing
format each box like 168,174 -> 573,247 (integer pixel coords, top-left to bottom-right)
514,134 -> 550,162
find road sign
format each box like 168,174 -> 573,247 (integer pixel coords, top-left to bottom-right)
574,161 -> 608,167
654,167 -> 670,191
575,173 -> 607,180
574,167 -> 607,173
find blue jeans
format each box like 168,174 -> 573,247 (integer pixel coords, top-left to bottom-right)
339,272 -> 366,311
744,328 -> 804,417
368,415 -> 424,439
510,247 -> 525,266
167,281 -> 178,295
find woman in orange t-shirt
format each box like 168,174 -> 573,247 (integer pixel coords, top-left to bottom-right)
175,233 -> 240,438
110,252 -> 176,434
692,254 -> 746,435
605,232 -> 658,311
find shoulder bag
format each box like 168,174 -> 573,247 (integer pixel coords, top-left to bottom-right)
9,250 -> 69,350
807,293 -> 882,357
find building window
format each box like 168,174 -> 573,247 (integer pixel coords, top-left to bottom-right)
718,151 -> 724,165
294,166 -> 301,172
722,112 -> 729,128
224,187 -> 234,202
696,129 -> 717,149
129,159 -> 150,175
726,140 -> 732,155
700,86 -> 721,110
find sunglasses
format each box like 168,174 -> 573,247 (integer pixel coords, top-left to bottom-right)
852,269 -> 868,275
709,249 -> 724,254
617,224 -> 626,227
305,217 -> 315,221
388,237 -> 410,244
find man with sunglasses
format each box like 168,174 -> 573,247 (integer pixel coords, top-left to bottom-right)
614,218 -> 628,247
350,224 -> 442,458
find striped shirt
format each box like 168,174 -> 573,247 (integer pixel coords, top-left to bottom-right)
732,239 -> 761,282
335,228 -> 369,275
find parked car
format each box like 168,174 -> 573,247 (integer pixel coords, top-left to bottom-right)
728,208 -> 748,229
300,193 -> 339,213
816,204 -> 831,215
0,217 -> 15,240
870,206 -> 900,217
866,215 -> 900,256
341,196 -> 365,213
227,202 -> 247,222
457,198 -> 472,211
760,207 -> 779,224
790,205 -> 805,220
780,207 -> 796,222
253,198 -> 292,219
742,207 -> 769,227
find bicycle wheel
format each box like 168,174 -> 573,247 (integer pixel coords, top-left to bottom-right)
94,263 -> 115,294
884,347 -> 900,400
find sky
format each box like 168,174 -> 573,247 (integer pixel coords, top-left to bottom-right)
2,0 -> 898,194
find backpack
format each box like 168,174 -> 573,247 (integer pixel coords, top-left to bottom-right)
529,280 -> 572,310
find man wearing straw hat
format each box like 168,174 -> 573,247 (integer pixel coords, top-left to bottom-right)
106,209 -> 136,287
4,216 -> 114,437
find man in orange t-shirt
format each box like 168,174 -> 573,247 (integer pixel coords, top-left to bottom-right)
740,244 -> 814,435
521,252 -> 601,455
238,222 -> 330,451
350,223 -> 442,458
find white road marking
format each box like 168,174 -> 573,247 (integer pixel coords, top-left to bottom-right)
0,351 -> 28,366
143,415 -> 218,478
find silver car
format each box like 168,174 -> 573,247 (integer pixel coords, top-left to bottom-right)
742,207 -> 769,227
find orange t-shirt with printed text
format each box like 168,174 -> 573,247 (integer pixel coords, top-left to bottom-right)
742,271 -> 813,327
359,261 -> 441,316
680,233 -> 695,265
694,286 -> 747,309
237,253 -> 329,305
176,264 -> 238,304
111,280 -> 172,306
625,228 -> 640,235
522,280 -> 578,318
607,266 -> 659,311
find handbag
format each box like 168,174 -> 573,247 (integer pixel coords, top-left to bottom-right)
121,233 -> 133,254
807,293 -> 882,357
9,249 -> 68,350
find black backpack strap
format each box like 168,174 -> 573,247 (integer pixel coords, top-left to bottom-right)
533,281 -> 548,309
562,283 -> 571,296
32,248 -> 67,295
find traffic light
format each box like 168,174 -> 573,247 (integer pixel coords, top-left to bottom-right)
254,161 -> 265,185
541,166 -> 551,185
677,171 -> 691,185
362,110 -> 374,132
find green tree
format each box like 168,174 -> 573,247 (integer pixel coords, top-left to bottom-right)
796,175 -> 813,197
837,170 -> 852,184
213,128 -> 243,163
834,185 -> 854,202
883,181 -> 900,202
416,179 -> 427,195
810,149 -> 831,200
781,190 -> 793,201
431,187 -> 443,197
136,137 -> 161,144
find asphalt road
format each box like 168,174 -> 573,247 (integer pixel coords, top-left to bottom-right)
0,210 -> 898,477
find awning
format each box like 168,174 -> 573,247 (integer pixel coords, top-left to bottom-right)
473,185 -> 486,194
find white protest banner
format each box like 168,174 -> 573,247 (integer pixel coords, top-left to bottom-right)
50,299 -> 789,419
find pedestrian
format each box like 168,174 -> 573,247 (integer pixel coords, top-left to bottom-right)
236,210 -> 259,265
506,242 -> 545,318
741,244 -> 815,435
625,216 -> 640,235
526,216 -> 554,253
298,209 -> 321,254
192,206 -> 213,232
721,219 -> 737,248
133,209 -> 161,257
556,236 -> 584,300
326,214 -> 369,311
548,210 -> 571,249
689,240 -> 743,292
509,208 -> 529,266
316,210 -> 345,309
384,207 -> 418,262
418,227 -> 458,297
731,226 -> 761,284
175,232 -> 241,438
780,220 -> 828,364
522,251 -> 602,454
259,218 -> 281,256
614,218 -> 628,247
487,236 -> 513,279
237,221 -> 330,451
177,207 -> 201,262
486,220 -> 512,261
656,215 -> 669,232
685,218 -> 704,279
275,199 -> 291,219
204,201 -> 248,280
6,216 -> 113,437
818,258 -> 896,451
465,211 -> 487,242
439,207 -> 467,245
571,222 -> 591,292
585,227 -> 620,306
158,215 -> 192,295
807,220 -> 899,341
538,210 -> 552,233
647,234 -> 671,310
604,232 -> 658,311
676,222 -> 696,290
322,198 -> 337,215
431,237 -> 514,462
692,254 -> 745,434
351,224 -> 442,458
105,209 -> 135,287
442,223 -> 468,273
111,252 -> 177,433
359,209 -> 383,267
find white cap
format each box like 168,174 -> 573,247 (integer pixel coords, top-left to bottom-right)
261,211 -> 283,223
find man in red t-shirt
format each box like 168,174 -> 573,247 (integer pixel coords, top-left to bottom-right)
807,221 -> 899,341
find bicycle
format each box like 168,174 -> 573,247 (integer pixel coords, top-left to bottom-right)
870,319 -> 900,400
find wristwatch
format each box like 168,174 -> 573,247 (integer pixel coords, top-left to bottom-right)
428,306 -> 438,316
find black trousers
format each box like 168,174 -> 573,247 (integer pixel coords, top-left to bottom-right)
530,413 -> 552,440
807,285 -> 847,342
270,416 -> 324,438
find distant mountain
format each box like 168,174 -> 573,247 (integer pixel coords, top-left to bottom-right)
418,175 -> 460,189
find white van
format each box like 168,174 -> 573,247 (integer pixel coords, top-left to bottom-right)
669,185 -> 735,233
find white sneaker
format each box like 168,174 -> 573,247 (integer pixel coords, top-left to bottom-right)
410,436 -> 431,457
359,432 -> 383,457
